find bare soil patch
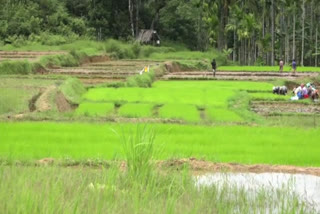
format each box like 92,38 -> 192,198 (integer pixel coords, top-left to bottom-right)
56,91 -> 73,112
159,158 -> 320,177
251,101 -> 320,115
35,85 -> 57,112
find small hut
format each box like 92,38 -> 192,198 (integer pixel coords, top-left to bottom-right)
136,29 -> 160,46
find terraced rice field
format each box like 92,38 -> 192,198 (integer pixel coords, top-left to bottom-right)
48,60 -> 162,84
162,71 -> 319,81
0,51 -> 66,62
77,81 -> 275,123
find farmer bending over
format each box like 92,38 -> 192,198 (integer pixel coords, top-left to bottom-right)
211,59 -> 217,77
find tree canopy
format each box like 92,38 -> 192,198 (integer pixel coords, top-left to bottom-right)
1,0 -> 320,66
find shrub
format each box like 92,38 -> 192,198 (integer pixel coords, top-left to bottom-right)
126,71 -> 155,88
0,60 -> 32,75
59,78 -> 86,104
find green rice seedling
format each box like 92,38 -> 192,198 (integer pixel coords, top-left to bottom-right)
249,92 -> 290,101
159,104 -> 200,122
1,122 -> 320,166
118,103 -> 154,118
206,107 -> 243,122
76,102 -> 114,117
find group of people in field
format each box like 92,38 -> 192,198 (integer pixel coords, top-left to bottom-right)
211,58 -> 298,77
291,83 -> 319,101
279,59 -> 297,73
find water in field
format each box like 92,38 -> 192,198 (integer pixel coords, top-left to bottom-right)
195,173 -> 320,213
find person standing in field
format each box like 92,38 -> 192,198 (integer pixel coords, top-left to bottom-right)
292,59 -> 297,74
279,59 -> 284,73
211,59 -> 217,77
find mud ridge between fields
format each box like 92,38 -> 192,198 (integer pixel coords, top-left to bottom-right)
35,85 -> 57,112
33,158 -> 320,177
251,101 -> 320,115
159,158 -> 320,176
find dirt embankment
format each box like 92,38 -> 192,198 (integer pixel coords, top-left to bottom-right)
251,101 -> 320,115
35,157 -> 320,177
159,158 -> 320,177
162,71 -> 319,81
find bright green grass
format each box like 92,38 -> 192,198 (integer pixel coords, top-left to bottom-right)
249,92 -> 290,101
0,166 -> 313,214
207,107 -> 243,122
158,104 -> 200,122
1,122 -> 320,166
82,81 -> 273,122
219,66 -> 320,72
76,102 -> 114,117
83,81 -> 273,107
118,103 -> 154,118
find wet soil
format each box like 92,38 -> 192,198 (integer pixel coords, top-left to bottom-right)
251,101 -> 320,115
159,158 -> 320,177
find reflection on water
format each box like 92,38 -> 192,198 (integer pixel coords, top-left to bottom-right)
195,173 -> 320,213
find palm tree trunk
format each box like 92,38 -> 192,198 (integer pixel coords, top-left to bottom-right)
301,0 -> 305,66
316,24 -> 318,66
129,0 -> 135,37
271,0 -> 275,66
293,11 -> 296,60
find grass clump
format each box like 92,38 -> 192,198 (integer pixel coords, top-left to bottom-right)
159,104 -> 200,122
60,78 -> 86,104
126,71 -> 155,88
118,103 -> 154,118
117,125 -> 156,178
0,60 -> 32,75
76,102 -> 114,117
0,165 -> 315,214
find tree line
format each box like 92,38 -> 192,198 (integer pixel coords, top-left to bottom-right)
0,0 -> 319,66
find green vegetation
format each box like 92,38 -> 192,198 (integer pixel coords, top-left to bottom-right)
207,107 -> 243,122
126,71 -> 155,88
76,102 -> 114,117
0,165 -> 314,214
59,78 -> 86,104
1,122 -> 320,167
219,66 -> 320,72
0,88 -> 37,115
81,81 -> 273,123
0,60 -> 32,75
118,103 -> 154,118
159,104 -> 200,122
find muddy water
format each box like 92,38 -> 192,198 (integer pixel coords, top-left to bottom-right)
195,173 -> 320,212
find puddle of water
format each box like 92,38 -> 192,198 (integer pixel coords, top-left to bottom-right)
195,173 -> 320,213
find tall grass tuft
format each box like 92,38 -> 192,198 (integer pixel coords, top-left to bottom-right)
117,125 -> 156,179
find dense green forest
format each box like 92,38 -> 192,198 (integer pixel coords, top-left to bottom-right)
1,0 -> 320,66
